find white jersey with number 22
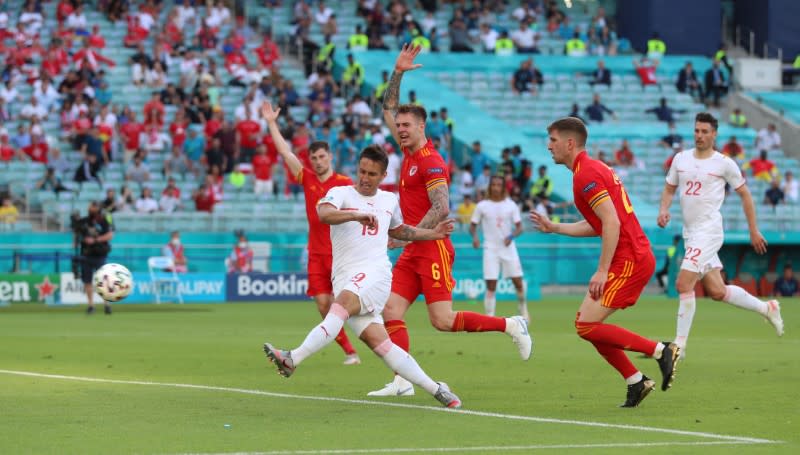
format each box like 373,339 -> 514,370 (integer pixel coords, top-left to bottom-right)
666,149 -> 745,237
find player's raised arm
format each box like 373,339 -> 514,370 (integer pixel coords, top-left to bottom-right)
261,101 -> 303,179
383,43 -> 423,143
389,218 -> 454,241
734,183 -> 768,254
657,183 -> 677,228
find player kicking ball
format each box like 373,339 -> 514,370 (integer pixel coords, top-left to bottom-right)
263,145 -> 462,409
531,118 -> 679,407
657,112 -> 784,358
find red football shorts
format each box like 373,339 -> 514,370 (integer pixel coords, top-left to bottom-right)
307,253 -> 333,296
601,251 -> 656,309
391,240 -> 455,304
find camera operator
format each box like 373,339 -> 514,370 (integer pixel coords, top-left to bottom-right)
74,201 -> 114,314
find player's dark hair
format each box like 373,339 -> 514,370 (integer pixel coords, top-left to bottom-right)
396,103 -> 427,122
487,175 -> 507,200
695,112 -> 718,131
358,144 -> 389,173
309,141 -> 331,154
547,117 -> 588,147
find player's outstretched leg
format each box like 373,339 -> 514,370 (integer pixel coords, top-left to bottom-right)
448,311 -> 533,360
656,341 -> 681,391
370,338 -> 460,408
715,284 -> 784,336
263,303 -> 350,378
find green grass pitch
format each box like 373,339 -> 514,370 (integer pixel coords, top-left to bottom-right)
1,296 -> 797,454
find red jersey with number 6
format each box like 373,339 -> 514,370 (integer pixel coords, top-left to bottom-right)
572,151 -> 651,259
399,139 -> 452,257
298,167 -> 353,256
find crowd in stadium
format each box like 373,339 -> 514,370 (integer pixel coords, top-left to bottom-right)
0,0 -> 796,236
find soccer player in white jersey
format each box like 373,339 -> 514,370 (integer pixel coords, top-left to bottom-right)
469,175 -> 529,321
263,145 -> 462,408
657,112 -> 784,357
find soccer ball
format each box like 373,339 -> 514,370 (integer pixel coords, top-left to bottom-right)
93,263 -> 133,302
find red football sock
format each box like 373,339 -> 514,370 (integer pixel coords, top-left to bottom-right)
575,321 -> 658,355
451,311 -> 507,332
334,329 -> 357,355
385,319 -> 409,352
589,340 -> 639,379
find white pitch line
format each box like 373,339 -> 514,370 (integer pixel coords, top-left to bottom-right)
177,440 -> 770,455
0,369 -> 779,446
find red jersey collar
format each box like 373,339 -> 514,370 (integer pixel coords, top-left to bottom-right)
403,138 -> 433,156
572,150 -> 589,172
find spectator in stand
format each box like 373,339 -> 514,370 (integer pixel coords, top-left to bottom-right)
159,178 -> 182,213
456,163 -> 473,200
56,0 -> 74,27
205,0 -> 231,29
645,97 -> 686,123
225,233 -> 254,273
73,153 -> 102,187
511,19 -> 539,54
192,182 -> 213,212
782,171 -> 798,203
614,139 -> 636,168
449,15 -> 473,52
479,23 -> 498,53
143,91 -> 165,126
720,136 -> 744,162
455,193 -> 477,225
116,185 -> 135,212
755,123 -> 781,152
36,167 -> 69,193
0,134 -> 20,161
564,31 -> 587,57
728,108 -> 748,128
0,196 -> 18,225
126,154 -> 151,187
530,165 -> 553,201
568,103 -> 586,123
660,121 -> 682,149
145,61 -> 168,89
163,146 -> 192,181
65,4 -> 88,36
585,93 -> 616,122
235,108 -> 262,163
742,150 -> 779,183
773,264 -> 799,297
511,58 -> 543,94
255,32 -> 281,71
704,59 -> 728,107
470,140 -> 488,180
135,187 -> 159,213
663,143 -> 681,174
252,144 -> 275,196
763,180 -> 784,207
33,77 -> 60,113
162,231 -> 189,273
176,0 -> 197,30
22,134 -> 49,164
474,164 -> 491,197
119,111 -> 144,164
584,59 -> 611,86
20,97 -> 47,122
633,57 -> 658,86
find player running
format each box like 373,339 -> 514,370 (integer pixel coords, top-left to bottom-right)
263,145 -> 462,409
262,102 -> 361,365
469,175 -> 529,321
369,43 -> 532,398
657,112 -> 784,357
531,117 -> 679,407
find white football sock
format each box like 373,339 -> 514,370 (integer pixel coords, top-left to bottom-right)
625,371 -> 643,385
484,290 -> 496,316
723,285 -> 768,315
675,291 -> 696,347
374,340 -> 438,395
291,303 -> 348,365
515,286 -> 528,318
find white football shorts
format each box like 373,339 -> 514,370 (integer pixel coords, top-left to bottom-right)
483,245 -> 523,280
333,268 -> 392,336
680,234 -> 723,278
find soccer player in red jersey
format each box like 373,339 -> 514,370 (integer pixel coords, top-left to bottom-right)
368,44 -> 532,397
530,117 -> 680,407
261,102 -> 360,365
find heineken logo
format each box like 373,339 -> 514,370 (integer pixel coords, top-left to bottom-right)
0,274 -> 60,302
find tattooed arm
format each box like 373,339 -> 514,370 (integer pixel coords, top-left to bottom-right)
382,44 -> 422,143
389,219 -> 454,241
416,184 -> 450,229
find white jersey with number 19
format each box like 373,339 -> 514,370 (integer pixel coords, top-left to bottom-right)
666,149 -> 745,237
317,186 -> 404,281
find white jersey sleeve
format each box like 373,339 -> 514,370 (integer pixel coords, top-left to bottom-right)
469,201 -> 484,225
318,186 -> 348,210
722,156 -> 746,190
388,192 -> 403,230
665,152 -> 681,186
